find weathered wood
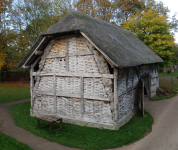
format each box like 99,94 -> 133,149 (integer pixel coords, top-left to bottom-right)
35,50 -> 44,55
81,32 -> 118,67
38,39 -> 55,72
48,35 -> 56,38
32,72 -> 114,79
53,75 -> 57,112
114,67 -> 118,121
23,37 -> 47,67
66,38 -> 69,72
31,56 -> 41,69
35,91 -> 110,101
55,33 -> 81,40
80,77 -> 84,117
45,51 -> 93,59
140,78 -> 144,117
22,65 -> 31,68
30,66 -> 34,107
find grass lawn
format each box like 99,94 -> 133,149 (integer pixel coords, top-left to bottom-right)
159,69 -> 178,77
0,81 -> 30,104
9,101 -> 153,150
0,132 -> 32,150
154,76 -> 178,101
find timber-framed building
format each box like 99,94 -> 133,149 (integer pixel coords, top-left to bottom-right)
18,12 -> 163,130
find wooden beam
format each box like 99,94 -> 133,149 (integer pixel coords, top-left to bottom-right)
55,33 -> 81,40
31,56 -> 41,69
35,50 -> 44,55
80,77 -> 84,117
35,91 -> 110,101
140,78 -> 144,117
80,32 -> 118,67
66,38 -> 69,72
53,75 -> 57,112
114,67 -> 118,122
22,65 -> 31,68
48,35 -> 56,38
32,72 -> 114,79
30,66 -> 34,108
45,51 -> 93,59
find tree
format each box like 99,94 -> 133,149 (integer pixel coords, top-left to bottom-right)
121,8 -> 174,65
172,44 -> 178,65
74,0 -> 117,23
116,0 -> 145,24
0,0 -> 72,71
0,0 -> 14,71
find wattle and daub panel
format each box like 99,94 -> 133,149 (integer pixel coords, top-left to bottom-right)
32,36 -> 114,125
118,64 -> 159,122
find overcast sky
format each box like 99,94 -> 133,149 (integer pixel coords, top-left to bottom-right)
156,0 -> 178,44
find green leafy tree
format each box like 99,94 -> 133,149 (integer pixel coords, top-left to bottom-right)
121,8 -> 174,65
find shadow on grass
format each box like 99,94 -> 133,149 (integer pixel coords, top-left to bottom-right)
9,102 -> 153,150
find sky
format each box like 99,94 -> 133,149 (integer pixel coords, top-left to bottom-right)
156,0 -> 178,43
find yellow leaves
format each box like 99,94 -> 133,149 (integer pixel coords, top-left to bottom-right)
121,8 -> 175,65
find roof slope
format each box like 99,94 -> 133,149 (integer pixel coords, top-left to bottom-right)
18,11 -> 163,68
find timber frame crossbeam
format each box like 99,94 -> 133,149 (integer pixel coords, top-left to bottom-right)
32,72 -> 114,79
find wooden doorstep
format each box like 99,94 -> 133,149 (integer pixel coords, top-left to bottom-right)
35,91 -> 110,101
32,72 -> 114,79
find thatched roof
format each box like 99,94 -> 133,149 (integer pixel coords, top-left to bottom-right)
18,11 -> 163,68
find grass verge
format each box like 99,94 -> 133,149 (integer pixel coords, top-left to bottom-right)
154,77 -> 178,101
153,93 -> 177,101
159,69 -> 178,77
0,132 -> 32,150
9,101 -> 153,150
0,82 -> 30,103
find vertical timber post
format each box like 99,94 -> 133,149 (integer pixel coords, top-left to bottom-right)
66,38 -> 69,72
114,67 -> 118,122
141,78 -> 144,117
53,75 -> 57,113
80,76 -> 84,117
30,65 -> 34,108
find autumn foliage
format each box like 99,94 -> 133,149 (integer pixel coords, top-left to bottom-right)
0,0 -> 177,71
121,9 -> 174,65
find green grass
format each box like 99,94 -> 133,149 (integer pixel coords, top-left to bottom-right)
9,101 -> 153,150
0,132 -> 33,150
153,93 -> 177,101
153,78 -> 178,101
159,69 -> 178,77
154,77 -> 178,101
0,85 -> 30,104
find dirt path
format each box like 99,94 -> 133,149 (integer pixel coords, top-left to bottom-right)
0,99 -> 77,150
